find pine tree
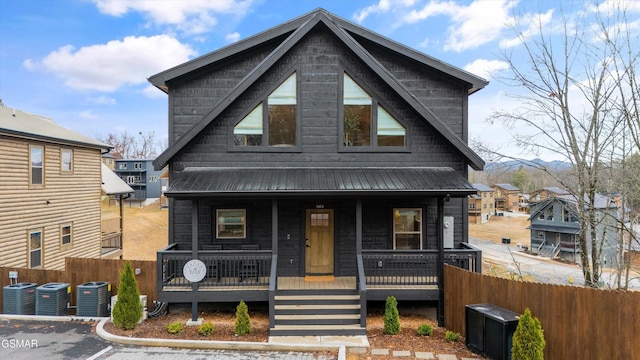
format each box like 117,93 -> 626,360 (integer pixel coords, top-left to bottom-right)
112,261 -> 143,330
235,300 -> 251,336
512,308 -> 546,360
383,295 -> 400,335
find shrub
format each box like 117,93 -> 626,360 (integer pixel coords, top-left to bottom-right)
111,261 -> 143,330
383,295 -> 400,335
198,322 -> 215,336
235,300 -> 251,336
445,331 -> 461,342
166,321 -> 183,334
512,308 -> 546,360
417,323 -> 433,336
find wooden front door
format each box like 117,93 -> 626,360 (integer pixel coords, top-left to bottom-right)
305,209 -> 334,275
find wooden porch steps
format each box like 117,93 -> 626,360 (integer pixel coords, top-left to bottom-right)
270,290 -> 366,336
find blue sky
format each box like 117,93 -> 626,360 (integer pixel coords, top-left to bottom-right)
1,0 -> 637,161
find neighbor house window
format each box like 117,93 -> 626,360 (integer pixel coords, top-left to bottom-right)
234,72 -> 297,147
537,231 -> 545,239
118,163 -> 127,169
343,73 -> 405,147
29,230 -> 43,268
60,224 -> 72,246
216,209 -> 246,239
393,208 -> 422,250
29,145 -> 44,186
134,162 -> 143,169
61,149 -> 73,172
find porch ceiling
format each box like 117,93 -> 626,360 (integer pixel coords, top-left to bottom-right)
528,224 -> 579,234
165,167 -> 475,198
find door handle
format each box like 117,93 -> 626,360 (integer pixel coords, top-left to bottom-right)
305,239 -> 310,248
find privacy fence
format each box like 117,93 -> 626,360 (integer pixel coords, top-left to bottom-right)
444,265 -> 640,360
0,258 -> 156,312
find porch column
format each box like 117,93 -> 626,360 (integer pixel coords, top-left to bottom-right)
272,199 -> 278,253
190,199 -> 199,322
437,195 -> 446,327
356,199 -> 362,254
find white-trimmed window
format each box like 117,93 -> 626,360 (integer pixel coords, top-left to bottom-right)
343,73 -> 405,147
61,148 -> 73,172
29,229 -> 43,268
216,209 -> 246,239
61,224 -> 72,246
393,208 -> 422,250
30,145 -> 44,186
234,72 -> 297,147
118,162 -> 127,169
134,162 -> 143,169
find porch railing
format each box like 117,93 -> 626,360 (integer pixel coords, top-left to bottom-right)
101,232 -> 122,250
158,244 -> 272,288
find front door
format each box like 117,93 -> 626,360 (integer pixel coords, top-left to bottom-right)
305,209 -> 334,275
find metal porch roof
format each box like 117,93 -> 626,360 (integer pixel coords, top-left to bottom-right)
165,167 -> 475,198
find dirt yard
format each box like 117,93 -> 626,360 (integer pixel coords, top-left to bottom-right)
469,214 -> 530,247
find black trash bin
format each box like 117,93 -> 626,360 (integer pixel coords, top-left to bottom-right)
502,238 -> 511,244
466,303 -> 519,360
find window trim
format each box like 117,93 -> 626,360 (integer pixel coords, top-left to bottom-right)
392,207 -> 423,250
230,67 -> 301,152
28,229 -> 43,269
60,148 -> 73,173
339,69 -> 409,152
29,145 -> 44,187
60,223 -> 73,247
215,209 -> 247,239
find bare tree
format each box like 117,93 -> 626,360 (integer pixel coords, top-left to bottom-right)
99,131 -> 163,159
487,2 -> 638,287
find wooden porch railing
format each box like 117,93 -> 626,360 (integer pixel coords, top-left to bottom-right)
101,232 -> 122,250
157,244 -> 273,288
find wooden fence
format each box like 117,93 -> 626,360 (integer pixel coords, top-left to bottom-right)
444,265 -> 640,360
0,258 -> 156,312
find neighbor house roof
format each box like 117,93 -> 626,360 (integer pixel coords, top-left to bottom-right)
0,106 -> 111,150
150,8 -> 487,171
472,183 -> 494,192
494,183 -> 520,192
165,167 -> 476,198
101,163 -> 134,195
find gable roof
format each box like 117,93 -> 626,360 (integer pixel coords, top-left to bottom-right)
494,183 -> 520,192
0,106 -> 110,150
472,183 -> 494,192
150,8 -> 487,171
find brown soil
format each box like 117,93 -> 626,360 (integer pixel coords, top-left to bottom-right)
103,306 -> 485,359
469,215 -> 530,246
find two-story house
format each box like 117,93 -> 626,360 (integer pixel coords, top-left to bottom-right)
493,183 -> 520,212
0,106 -> 111,269
114,159 -> 164,201
151,9 -> 486,335
529,194 -> 622,268
529,187 -> 570,203
469,183 -> 494,224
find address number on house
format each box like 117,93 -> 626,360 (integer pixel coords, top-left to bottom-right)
183,259 -> 207,283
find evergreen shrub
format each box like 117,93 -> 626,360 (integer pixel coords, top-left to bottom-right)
111,261 -> 143,330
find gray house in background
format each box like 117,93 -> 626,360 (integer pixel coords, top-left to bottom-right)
114,159 -> 164,200
529,194 -> 624,268
150,8 -> 487,335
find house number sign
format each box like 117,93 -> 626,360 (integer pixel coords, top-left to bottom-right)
183,259 -> 207,283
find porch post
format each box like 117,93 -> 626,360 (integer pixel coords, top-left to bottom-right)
272,199 -> 278,254
190,199 -> 199,322
437,196 -> 445,327
356,199 -> 362,254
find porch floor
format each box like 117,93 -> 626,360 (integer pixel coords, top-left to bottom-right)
278,276 -> 356,290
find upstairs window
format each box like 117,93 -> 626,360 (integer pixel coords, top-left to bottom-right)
61,149 -> 73,173
60,224 -> 72,246
30,145 -> 44,186
234,72 -> 297,147
343,73 -> 405,147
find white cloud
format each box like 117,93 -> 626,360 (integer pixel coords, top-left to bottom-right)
79,110 -> 99,121
403,0 -> 518,52
464,59 -> 510,80
225,32 -> 241,43
353,0 -> 417,23
499,9 -> 554,49
92,0 -> 253,35
88,95 -> 117,105
25,35 -> 196,92
142,85 -> 166,99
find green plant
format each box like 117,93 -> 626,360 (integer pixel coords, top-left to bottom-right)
198,321 -> 215,336
166,321 -> 183,334
235,300 -> 251,336
417,323 -> 433,336
445,331 -> 461,342
111,261 -> 143,330
512,308 -> 546,360
383,295 -> 400,335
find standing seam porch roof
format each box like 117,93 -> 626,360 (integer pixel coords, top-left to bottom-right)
150,8 -> 487,171
164,167 -> 476,198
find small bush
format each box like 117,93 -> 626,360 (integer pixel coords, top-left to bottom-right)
417,323 -> 433,336
198,322 -> 215,336
112,261 -> 143,330
166,321 -> 183,334
383,295 -> 401,335
235,300 -> 251,336
445,331 -> 461,342
512,308 -> 545,360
